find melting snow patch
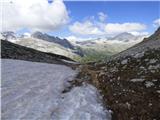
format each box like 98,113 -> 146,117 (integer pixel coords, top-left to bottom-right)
1,59 -> 111,120
52,84 -> 111,120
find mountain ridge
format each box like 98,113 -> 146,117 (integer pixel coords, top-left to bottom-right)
112,27 -> 160,60
111,32 -> 136,42
31,31 -> 75,49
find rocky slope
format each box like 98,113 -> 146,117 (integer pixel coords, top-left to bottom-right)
112,28 -> 160,59
1,31 -> 17,42
32,32 -> 74,49
1,40 -> 75,65
15,37 -> 82,59
78,27 -> 160,120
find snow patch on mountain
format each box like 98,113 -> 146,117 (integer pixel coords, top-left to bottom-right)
15,37 -> 79,58
1,31 -> 19,42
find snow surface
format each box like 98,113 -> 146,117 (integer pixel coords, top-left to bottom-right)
1,59 -> 111,120
52,84 -> 111,120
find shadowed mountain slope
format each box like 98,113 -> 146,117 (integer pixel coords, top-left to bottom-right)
1,40 -> 75,64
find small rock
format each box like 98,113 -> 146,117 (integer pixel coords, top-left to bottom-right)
145,81 -> 154,88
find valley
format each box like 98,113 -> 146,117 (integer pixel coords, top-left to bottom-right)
1,0 -> 159,120
1,27 -> 160,120
1,31 -> 147,63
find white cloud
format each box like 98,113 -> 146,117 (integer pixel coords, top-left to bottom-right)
69,21 -> 103,35
0,0 -> 69,32
104,23 -> 146,34
69,12 -> 148,36
129,31 -> 149,36
69,20 -> 147,36
153,18 -> 160,27
98,12 -> 107,22
69,11 -> 147,36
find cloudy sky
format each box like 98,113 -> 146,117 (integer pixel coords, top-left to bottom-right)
1,0 -> 160,38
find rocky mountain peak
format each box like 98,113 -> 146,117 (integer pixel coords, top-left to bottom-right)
31,31 -> 43,36
112,27 -> 160,59
1,31 -> 17,41
31,31 -> 75,49
111,32 -> 136,42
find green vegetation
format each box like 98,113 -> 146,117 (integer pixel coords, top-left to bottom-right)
74,48 -> 114,63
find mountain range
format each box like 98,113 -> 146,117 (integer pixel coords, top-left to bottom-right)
0,31 -> 147,62
31,32 -> 75,49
